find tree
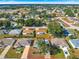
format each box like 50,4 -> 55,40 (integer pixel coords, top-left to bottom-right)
36,40 -> 61,55
0,20 -> 3,27
36,40 -> 50,54
0,20 -> 11,28
64,9 -> 75,17
16,18 -> 25,26
25,19 -> 44,26
3,20 -> 11,28
25,19 -> 35,26
50,44 -> 61,55
48,20 -> 64,37
35,20 -> 43,26
0,13 -> 5,18
74,9 -> 77,13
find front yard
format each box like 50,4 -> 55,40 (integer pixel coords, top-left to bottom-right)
51,50 -> 65,59
27,47 -> 45,59
55,51 -> 65,58
5,47 -> 24,58
62,17 -> 74,23
73,49 -> 79,58
0,48 -> 4,54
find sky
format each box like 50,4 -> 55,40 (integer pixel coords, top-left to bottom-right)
0,0 -> 79,4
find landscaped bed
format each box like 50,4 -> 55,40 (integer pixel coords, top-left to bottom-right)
5,47 -> 24,59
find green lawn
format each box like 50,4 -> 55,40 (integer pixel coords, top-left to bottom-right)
62,17 -> 74,23
74,23 -> 79,27
51,50 -> 65,59
55,51 -> 65,58
5,47 -> 24,58
0,48 -> 4,54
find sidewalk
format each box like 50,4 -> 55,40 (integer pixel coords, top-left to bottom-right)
45,52 -> 51,59
0,45 -> 12,59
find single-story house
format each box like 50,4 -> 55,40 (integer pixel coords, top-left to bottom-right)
22,27 -> 35,37
9,29 -> 21,36
51,38 -> 69,48
22,26 -> 49,38
0,38 -> 15,48
0,30 -> 9,35
36,27 -> 49,38
14,38 -> 32,48
69,39 -> 79,49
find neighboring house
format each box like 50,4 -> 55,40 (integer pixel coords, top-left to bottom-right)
22,27 -> 35,37
14,38 -> 32,48
51,38 -> 69,48
69,39 -> 79,49
9,29 -> 21,36
3,30 -> 9,34
0,30 -> 9,35
22,27 -> 49,38
2,38 -> 16,46
36,27 -> 49,38
0,38 -> 15,48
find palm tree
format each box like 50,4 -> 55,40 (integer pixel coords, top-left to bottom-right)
36,39 -> 50,55
50,44 -> 61,55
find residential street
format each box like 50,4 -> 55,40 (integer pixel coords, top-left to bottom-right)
58,17 -> 79,30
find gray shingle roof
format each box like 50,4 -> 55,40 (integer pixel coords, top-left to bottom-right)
9,29 -> 21,35
69,39 -> 79,48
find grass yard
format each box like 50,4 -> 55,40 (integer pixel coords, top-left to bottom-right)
51,51 -> 65,59
5,47 -> 24,58
55,52 -> 64,58
73,49 -> 79,58
52,51 -> 65,58
67,29 -> 75,34
68,29 -> 79,38
0,48 -> 4,54
73,23 -> 79,27
62,17 -> 74,23
58,20 -> 70,27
